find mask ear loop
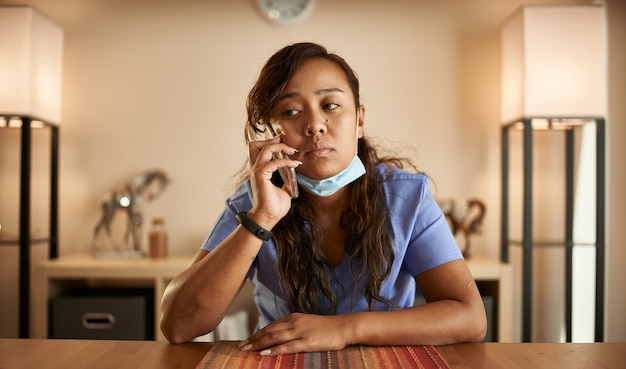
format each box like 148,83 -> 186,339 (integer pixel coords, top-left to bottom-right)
355,111 -> 361,155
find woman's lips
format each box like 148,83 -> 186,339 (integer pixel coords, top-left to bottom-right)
303,141 -> 333,157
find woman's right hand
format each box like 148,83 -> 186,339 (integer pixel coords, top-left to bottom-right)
247,136 -> 301,230
161,139 -> 299,343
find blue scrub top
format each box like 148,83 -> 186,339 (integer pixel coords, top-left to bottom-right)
201,165 -> 462,330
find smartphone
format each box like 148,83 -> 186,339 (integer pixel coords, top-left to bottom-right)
265,122 -> 299,198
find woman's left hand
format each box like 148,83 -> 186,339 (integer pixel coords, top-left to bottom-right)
238,313 -> 352,356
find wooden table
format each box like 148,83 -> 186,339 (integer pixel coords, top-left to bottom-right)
0,339 -> 624,369
0,339 -> 211,369
438,342 -> 625,368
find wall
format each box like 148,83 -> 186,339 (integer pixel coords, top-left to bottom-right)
0,0 -> 622,342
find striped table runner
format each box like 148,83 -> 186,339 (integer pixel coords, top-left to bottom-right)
196,340 -> 451,369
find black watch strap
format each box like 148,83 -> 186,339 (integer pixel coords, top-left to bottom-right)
235,211 -> 273,241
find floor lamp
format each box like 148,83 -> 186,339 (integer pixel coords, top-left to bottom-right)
0,5 -> 63,338
499,5 -> 606,342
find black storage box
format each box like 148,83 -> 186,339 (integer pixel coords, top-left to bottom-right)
50,288 -> 154,340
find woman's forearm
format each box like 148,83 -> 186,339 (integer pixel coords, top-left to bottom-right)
239,296 -> 485,356
347,299 -> 487,347
160,226 -> 263,343
238,260 -> 486,355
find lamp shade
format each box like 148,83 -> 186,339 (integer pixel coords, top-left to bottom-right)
0,5 -> 63,125
500,5 -> 606,124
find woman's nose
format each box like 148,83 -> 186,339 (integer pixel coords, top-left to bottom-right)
305,114 -> 327,136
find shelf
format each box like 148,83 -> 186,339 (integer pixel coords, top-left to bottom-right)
34,253 -> 193,342
0,238 -> 53,246
35,254 -> 513,342
506,239 -> 598,248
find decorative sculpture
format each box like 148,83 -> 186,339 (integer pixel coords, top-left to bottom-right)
92,169 -> 171,257
436,198 -> 486,258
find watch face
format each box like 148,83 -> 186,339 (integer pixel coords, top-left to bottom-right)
257,0 -> 315,25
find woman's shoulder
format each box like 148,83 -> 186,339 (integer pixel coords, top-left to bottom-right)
376,163 -> 430,186
225,179 -> 254,209
376,163 -> 433,205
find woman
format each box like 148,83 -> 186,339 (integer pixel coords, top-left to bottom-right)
160,42 -> 486,353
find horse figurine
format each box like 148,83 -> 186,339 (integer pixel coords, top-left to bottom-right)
92,169 -> 171,256
436,198 -> 486,258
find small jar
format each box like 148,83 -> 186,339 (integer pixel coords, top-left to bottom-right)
149,218 -> 168,258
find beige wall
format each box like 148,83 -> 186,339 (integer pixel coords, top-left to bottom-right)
605,0 -> 626,343
0,0 -> 622,342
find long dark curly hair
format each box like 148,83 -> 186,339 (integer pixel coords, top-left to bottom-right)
244,42 -> 414,314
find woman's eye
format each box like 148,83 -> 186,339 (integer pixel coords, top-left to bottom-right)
284,109 -> 300,117
323,103 -> 338,110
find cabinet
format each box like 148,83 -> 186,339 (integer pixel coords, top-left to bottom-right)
35,253 -> 513,342
34,254 -> 191,342
0,117 -> 58,338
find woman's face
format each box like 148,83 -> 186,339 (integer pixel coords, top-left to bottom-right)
271,58 -> 365,180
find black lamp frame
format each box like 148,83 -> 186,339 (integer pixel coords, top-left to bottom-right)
0,114 -> 59,338
500,116 -> 605,342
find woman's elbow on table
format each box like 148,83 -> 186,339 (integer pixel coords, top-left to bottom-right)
161,314 -> 218,344
463,301 -> 489,343
160,313 -> 191,344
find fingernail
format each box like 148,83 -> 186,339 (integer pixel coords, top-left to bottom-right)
239,344 -> 253,351
237,340 -> 248,348
260,349 -> 272,356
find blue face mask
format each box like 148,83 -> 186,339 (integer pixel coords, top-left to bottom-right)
296,155 -> 366,197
